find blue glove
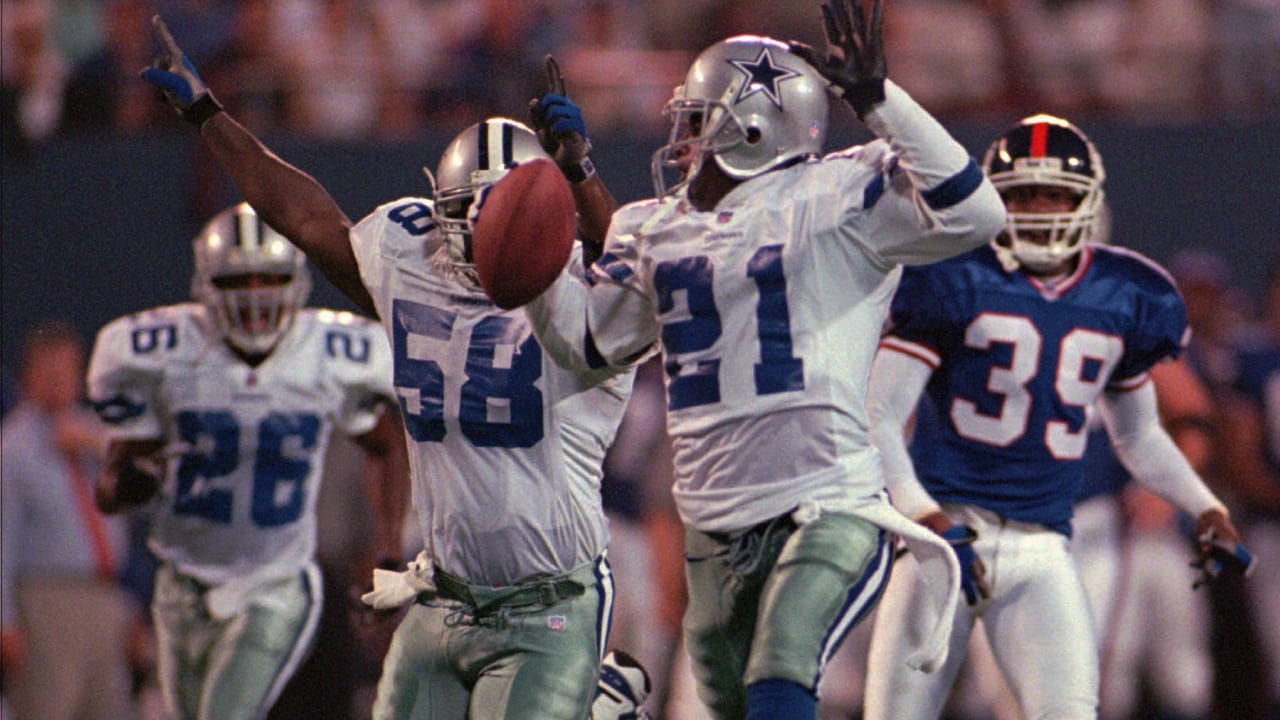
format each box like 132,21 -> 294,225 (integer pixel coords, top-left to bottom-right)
527,56 -> 594,181
1192,537 -> 1256,590
539,93 -> 588,139
139,15 -> 223,127
942,524 -> 988,605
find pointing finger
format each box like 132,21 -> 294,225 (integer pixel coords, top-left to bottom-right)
151,15 -> 181,61
544,55 -> 566,96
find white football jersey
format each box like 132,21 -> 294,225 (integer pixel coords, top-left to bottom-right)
350,197 -> 634,586
88,304 -> 394,586
552,85 -> 1006,533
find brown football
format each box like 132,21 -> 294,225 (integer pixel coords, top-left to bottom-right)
471,158 -> 576,310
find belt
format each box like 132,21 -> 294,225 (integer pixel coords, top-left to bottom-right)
425,567 -> 586,613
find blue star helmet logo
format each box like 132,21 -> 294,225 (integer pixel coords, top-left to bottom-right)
728,47 -> 802,110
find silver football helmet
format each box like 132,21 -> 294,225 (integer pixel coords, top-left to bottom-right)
191,202 -> 311,356
434,117 -> 552,264
982,114 -> 1107,273
652,35 -> 828,197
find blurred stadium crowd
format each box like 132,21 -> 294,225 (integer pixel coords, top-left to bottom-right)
4,0 -> 1280,152
3,2 -> 1280,720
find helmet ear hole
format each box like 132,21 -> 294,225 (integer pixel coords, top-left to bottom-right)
746,127 -> 762,144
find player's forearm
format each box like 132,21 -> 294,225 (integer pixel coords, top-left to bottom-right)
571,174 -> 617,266
199,114 -> 378,315
1102,386 -> 1224,518
868,347 -> 941,519
862,83 -> 1005,262
863,81 -> 974,188
200,113 -> 336,238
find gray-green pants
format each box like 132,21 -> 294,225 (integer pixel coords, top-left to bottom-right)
372,556 -> 614,720
683,511 -> 892,719
152,563 -> 322,720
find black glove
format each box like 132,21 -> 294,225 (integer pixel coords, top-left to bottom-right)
115,455 -> 162,504
1191,534 -> 1256,590
527,55 -> 595,183
789,0 -> 886,119
139,15 -> 223,128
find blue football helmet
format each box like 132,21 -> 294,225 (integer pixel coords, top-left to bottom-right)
982,114 -> 1107,272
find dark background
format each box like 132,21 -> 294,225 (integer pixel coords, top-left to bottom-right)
4,120 -> 1279,375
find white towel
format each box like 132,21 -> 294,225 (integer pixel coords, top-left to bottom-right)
360,550 -> 437,610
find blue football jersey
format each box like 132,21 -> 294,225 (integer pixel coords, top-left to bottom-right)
882,243 -> 1189,534
1076,424 -> 1130,504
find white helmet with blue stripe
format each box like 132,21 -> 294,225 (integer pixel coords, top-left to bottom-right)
434,117 -> 552,265
191,202 -> 311,356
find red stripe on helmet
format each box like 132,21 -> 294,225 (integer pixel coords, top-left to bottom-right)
1029,122 -> 1049,157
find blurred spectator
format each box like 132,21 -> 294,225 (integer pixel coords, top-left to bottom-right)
1,319 -> 145,720
61,0 -> 171,134
1077,358 -> 1218,720
1218,258 -> 1280,719
50,0 -> 105,67
1104,0 -> 1214,119
2,0 -> 69,155
1214,0 -> 1280,117
193,0 -> 289,135
993,0 -> 1129,117
273,0 -> 398,139
884,0 -> 1008,120
1170,249 -> 1253,389
367,0 -> 474,136
432,0 -> 560,126
151,0 -> 238,67
554,0 -> 687,135
1169,248 -> 1273,719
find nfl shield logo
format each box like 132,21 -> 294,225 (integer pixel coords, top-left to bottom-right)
548,615 -> 566,631
717,211 -> 733,224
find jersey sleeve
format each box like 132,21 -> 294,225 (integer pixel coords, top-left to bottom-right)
351,197 -> 438,322
849,81 -> 1006,267
878,265 -> 955,367
585,221 -> 664,369
324,315 -> 398,437
1112,261 -> 1190,385
87,312 -> 172,440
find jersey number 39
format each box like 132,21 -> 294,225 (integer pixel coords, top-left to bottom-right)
953,313 -> 1122,459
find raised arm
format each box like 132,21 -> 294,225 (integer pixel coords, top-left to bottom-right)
526,55 -> 617,265
791,0 -> 1005,265
141,15 -> 376,316
1097,378 -> 1257,585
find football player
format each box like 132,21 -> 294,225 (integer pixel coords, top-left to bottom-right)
862,113 -> 1251,720
519,0 -> 1008,717
89,203 -> 410,720
139,17 -> 651,720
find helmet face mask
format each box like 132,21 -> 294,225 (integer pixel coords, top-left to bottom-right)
982,114 -> 1106,274
191,203 -> 311,356
652,36 -> 828,198
434,118 -> 552,265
